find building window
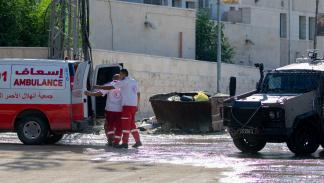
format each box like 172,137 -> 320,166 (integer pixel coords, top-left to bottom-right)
280,13 -> 287,38
172,0 -> 181,7
205,0 -> 209,7
199,0 -> 204,8
198,0 -> 209,9
162,0 -> 168,5
144,0 -> 162,5
299,16 -> 306,40
186,1 -> 195,9
309,17 -> 315,40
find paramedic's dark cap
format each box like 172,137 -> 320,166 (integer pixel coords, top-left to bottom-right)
120,69 -> 129,76
112,74 -> 120,80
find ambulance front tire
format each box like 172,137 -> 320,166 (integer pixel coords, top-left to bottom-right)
45,133 -> 64,144
17,116 -> 49,145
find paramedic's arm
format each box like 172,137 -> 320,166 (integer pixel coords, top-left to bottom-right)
137,92 -> 141,111
84,90 -> 103,97
95,80 -> 123,90
94,85 -> 115,90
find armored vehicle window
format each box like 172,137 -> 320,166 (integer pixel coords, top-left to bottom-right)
261,72 -> 320,94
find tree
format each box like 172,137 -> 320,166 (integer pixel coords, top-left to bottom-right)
0,0 -> 51,47
196,9 -> 234,63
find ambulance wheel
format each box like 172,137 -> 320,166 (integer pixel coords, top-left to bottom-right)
45,133 -> 64,144
17,116 -> 49,145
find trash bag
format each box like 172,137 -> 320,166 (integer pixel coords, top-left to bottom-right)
139,116 -> 158,131
180,95 -> 194,102
167,95 -> 181,101
194,91 -> 209,102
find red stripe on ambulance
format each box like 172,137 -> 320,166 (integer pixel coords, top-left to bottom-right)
0,104 -> 71,131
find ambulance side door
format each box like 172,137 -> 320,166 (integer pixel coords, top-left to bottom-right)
92,64 -> 122,118
72,61 -> 91,121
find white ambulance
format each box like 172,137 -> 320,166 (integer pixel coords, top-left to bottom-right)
0,59 -> 121,145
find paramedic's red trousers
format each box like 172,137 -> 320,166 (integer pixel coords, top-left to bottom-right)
105,111 -> 122,141
119,106 -> 140,145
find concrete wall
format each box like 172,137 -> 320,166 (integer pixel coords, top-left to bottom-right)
224,22 -> 281,68
92,49 -> 259,118
0,47 -> 259,118
89,0 -> 196,59
0,47 -> 48,59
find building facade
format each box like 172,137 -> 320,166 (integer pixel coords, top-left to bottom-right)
222,0 -> 324,69
89,0 -> 196,59
117,0 -> 324,69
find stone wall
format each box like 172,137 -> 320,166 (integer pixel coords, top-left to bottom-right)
92,49 -> 259,118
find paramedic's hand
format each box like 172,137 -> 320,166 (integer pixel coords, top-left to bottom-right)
84,91 -> 90,96
93,85 -> 101,89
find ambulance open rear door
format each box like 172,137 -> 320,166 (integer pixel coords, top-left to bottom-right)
72,61 -> 91,122
92,64 -> 122,118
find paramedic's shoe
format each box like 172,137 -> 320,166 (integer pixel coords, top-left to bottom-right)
132,141 -> 142,148
116,144 -> 128,149
112,143 -> 120,148
107,139 -> 113,147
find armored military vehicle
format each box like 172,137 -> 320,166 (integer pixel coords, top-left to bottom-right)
224,50 -> 324,155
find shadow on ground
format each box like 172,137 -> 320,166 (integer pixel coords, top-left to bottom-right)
0,143 -> 156,173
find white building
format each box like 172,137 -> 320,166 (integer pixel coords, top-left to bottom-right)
89,0 -> 196,59
119,0 -> 202,9
117,0 -> 324,69
222,0 -> 324,69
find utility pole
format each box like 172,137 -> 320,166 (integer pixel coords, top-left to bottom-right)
217,0 -> 222,93
49,0 -> 71,59
49,0 -> 87,60
67,0 -> 72,59
314,0 -> 319,49
49,0 -> 66,59
72,0 -> 79,59
288,0 -> 291,64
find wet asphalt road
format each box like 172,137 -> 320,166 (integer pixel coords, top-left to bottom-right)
0,132 -> 324,183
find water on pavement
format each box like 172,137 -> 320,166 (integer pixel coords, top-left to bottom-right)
0,132 -> 324,182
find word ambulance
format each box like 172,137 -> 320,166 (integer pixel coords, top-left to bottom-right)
0,59 -> 121,145
13,67 -> 64,87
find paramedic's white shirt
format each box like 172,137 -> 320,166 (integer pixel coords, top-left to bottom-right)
113,77 -> 138,107
100,81 -> 122,112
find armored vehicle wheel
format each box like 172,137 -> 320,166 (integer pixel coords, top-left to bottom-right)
233,136 -> 266,153
17,116 -> 49,145
287,123 -> 320,155
45,133 -> 64,144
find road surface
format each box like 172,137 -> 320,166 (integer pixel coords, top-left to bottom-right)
0,132 -> 324,182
